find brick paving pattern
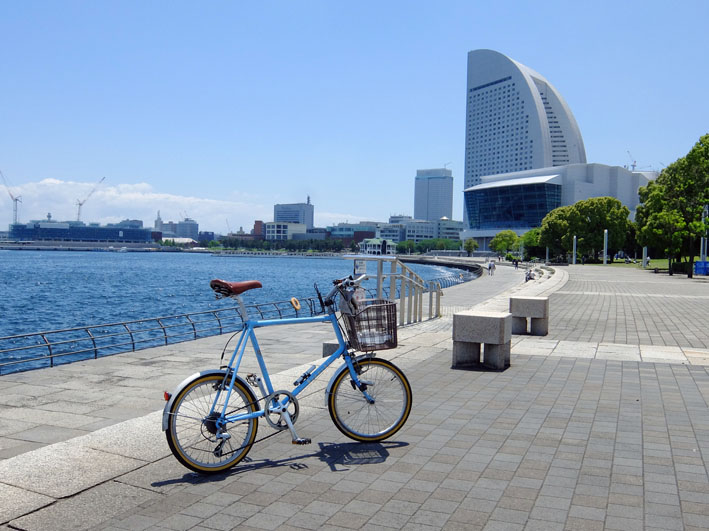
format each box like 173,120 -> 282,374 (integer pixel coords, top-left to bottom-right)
1,262 -> 708,530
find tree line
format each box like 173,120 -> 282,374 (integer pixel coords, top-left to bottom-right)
217,237 -> 354,252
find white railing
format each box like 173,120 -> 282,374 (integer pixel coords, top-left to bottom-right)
344,255 -> 442,325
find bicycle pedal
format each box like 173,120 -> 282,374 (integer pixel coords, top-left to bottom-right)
292,437 -> 311,445
245,373 -> 259,387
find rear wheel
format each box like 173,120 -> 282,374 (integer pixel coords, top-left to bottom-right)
328,358 -> 412,442
166,373 -> 259,474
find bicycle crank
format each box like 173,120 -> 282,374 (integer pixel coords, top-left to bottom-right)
263,390 -> 310,444
264,390 -> 299,430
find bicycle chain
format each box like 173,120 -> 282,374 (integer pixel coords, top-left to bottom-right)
207,384 -> 290,458
212,352 -> 363,459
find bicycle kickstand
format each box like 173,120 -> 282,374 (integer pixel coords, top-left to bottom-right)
280,410 -> 311,445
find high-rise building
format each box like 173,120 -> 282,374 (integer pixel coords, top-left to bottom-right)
461,50 -> 657,251
176,218 -> 199,240
274,197 -> 314,230
414,169 -> 453,221
464,49 -> 586,193
154,211 -> 163,233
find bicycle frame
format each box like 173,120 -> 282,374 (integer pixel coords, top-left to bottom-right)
211,305 -> 374,439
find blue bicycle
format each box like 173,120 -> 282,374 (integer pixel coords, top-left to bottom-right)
162,275 -> 412,474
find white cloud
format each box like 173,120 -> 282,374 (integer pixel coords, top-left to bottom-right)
2,179 -> 395,233
3,179 -> 271,234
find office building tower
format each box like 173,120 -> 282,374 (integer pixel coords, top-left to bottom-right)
176,218 -> 199,240
464,49 -> 586,192
274,196 -> 314,230
414,169 -> 454,221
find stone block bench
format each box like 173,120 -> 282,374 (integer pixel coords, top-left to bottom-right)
509,296 -> 549,336
452,310 -> 511,370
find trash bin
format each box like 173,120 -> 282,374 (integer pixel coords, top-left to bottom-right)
695,261 -> 709,275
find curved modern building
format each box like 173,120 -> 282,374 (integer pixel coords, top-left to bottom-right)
464,49 -> 586,191
462,50 -> 656,250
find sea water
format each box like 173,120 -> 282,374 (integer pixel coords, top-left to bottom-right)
0,250 -> 456,338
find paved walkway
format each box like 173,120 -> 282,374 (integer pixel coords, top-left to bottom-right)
1,264 -> 708,530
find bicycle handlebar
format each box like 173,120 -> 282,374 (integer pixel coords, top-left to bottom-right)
321,274 -> 367,308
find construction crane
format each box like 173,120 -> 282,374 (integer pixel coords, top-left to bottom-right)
626,151 -> 652,172
76,176 -> 105,222
0,170 -> 22,225
626,151 -> 637,171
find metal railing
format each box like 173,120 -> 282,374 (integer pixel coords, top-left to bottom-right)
344,255 -> 478,325
0,296 -> 323,375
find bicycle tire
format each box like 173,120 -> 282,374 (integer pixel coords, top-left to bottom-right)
327,358 -> 412,442
166,373 -> 259,474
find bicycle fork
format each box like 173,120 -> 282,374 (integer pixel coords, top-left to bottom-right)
345,355 -> 376,404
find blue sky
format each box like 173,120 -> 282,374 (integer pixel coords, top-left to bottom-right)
2,1 -> 708,233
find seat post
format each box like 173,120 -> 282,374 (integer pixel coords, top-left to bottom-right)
234,294 -> 250,322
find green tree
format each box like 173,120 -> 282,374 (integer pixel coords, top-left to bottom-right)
637,135 -> 709,277
463,238 -> 478,257
489,230 -> 518,255
520,228 -> 543,260
396,240 -> 415,254
414,238 -> 459,253
540,198 -> 630,261
570,197 -> 630,260
539,205 -> 573,257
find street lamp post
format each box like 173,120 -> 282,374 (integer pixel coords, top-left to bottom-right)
603,229 -> 608,265
701,205 -> 708,262
572,235 -> 577,265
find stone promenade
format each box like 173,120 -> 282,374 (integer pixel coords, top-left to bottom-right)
1,263 -> 708,531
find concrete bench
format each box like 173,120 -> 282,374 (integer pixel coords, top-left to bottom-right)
452,310 -> 511,371
509,296 -> 549,336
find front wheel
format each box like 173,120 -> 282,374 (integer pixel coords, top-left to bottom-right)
165,373 -> 259,474
327,358 -> 412,442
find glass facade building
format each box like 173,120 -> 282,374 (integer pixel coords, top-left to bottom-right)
465,182 -> 561,230
9,222 -> 153,243
464,49 -> 586,227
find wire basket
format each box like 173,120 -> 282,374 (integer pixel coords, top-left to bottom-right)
342,299 -> 398,352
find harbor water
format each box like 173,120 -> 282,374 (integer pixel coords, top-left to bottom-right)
0,250 -> 460,339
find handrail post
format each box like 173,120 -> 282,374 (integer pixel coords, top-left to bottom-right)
389,260 -> 396,301
213,311 -> 223,334
186,315 -> 197,340
413,284 -> 419,323
41,334 -> 53,368
417,285 -> 423,323
399,275 -> 406,326
436,281 -> 441,317
122,323 -> 136,351
406,272 -> 413,324
428,281 -> 434,319
156,319 -> 168,346
376,259 -> 383,300
86,329 -> 98,359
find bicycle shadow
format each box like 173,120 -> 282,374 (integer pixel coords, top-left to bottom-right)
152,440 -> 408,487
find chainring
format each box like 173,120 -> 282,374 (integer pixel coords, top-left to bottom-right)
264,390 -> 299,430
